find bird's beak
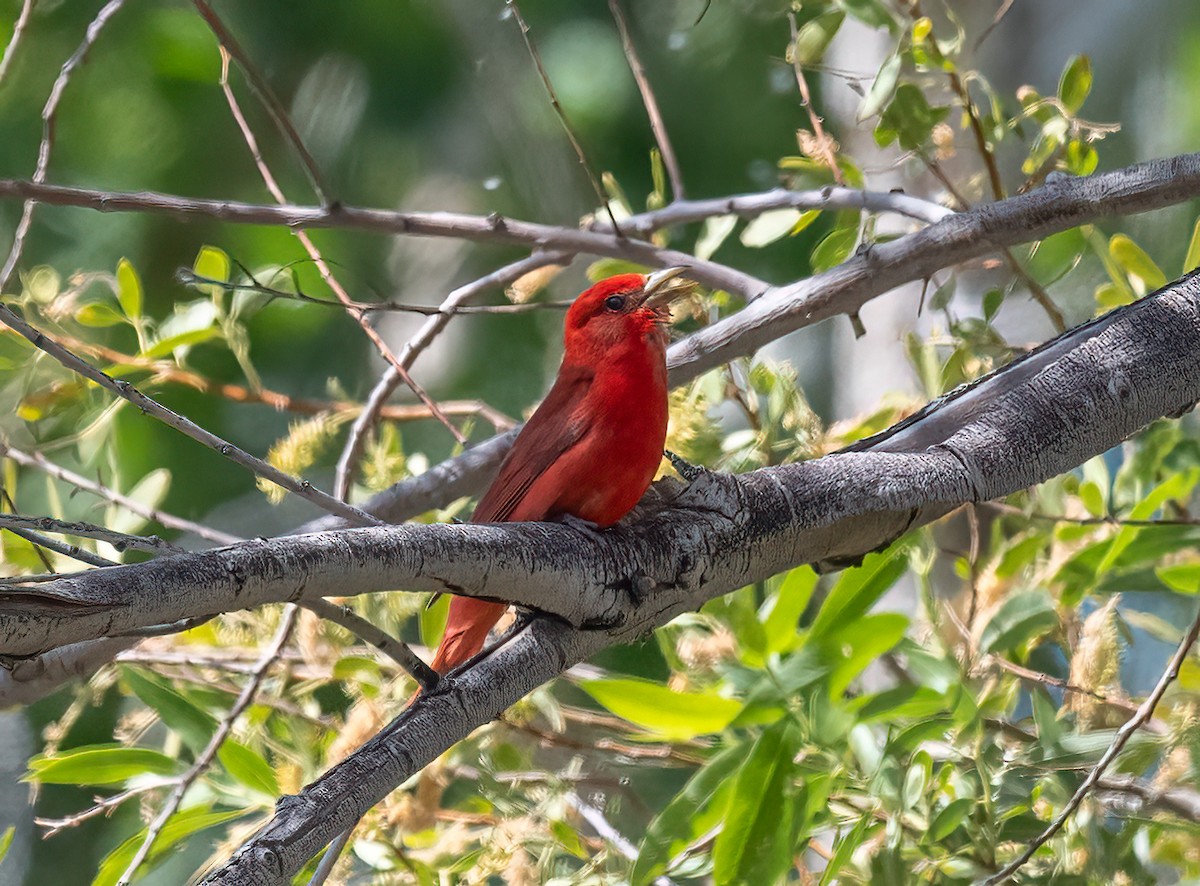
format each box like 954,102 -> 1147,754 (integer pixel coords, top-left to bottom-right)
641,266 -> 693,310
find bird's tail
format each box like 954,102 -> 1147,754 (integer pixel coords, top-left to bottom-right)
428,596 -> 507,676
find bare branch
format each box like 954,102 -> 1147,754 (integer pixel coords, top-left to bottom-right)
116,607 -> 298,885
0,305 -> 381,526
190,0 -> 328,204
215,45 -> 467,448
0,513 -> 185,554
981,602 -> 1200,884
607,0 -> 685,200
1,524 -> 114,568
298,599 -> 436,690
505,0 -> 622,233
0,0 -> 36,86
334,251 -> 570,498
0,443 -> 241,546
0,0 -> 127,291
591,186 -> 953,237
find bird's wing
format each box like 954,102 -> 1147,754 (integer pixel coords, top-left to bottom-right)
471,369 -> 592,523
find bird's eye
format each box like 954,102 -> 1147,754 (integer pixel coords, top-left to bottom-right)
604,294 -> 626,312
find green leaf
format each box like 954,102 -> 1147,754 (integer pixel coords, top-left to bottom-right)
122,667 -> 217,755
0,826 -> 12,865
1064,139 -> 1098,176
928,797 -> 973,842
875,83 -> 949,151
712,720 -> 800,886
824,612 -> 909,697
217,740 -> 279,797
116,258 -> 143,319
142,325 -> 223,359
853,685 -> 946,723
761,565 -> 818,654
579,677 -> 742,740
1058,54 -> 1093,114
1156,562 -> 1200,595
106,468 -> 171,536
27,745 -> 179,786
1096,469 -> 1200,577
1109,234 -> 1167,294
191,245 -> 231,301
819,810 -> 874,886
740,208 -> 803,248
858,53 -> 901,121
793,11 -> 844,66
586,258 -> 649,281
1185,216 -> 1200,274
75,302 -> 127,328
93,806 -> 248,886
810,223 -> 857,272
695,215 -> 737,261
980,590 -> 1058,654
633,744 -> 745,885
808,547 -> 907,642
1026,228 -> 1085,286
982,288 -> 1003,322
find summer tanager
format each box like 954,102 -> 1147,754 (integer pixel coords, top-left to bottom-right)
425,268 -> 690,677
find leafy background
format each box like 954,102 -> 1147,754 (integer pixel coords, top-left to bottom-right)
4,0 -> 1200,883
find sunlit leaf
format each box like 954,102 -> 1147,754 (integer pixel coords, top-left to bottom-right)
218,740 -> 280,797
579,677 -> 742,740
633,744 -> 745,885
1058,54 -> 1093,114
116,258 -> 143,319
712,719 -> 799,886
93,806 -> 248,886
27,746 -> 179,786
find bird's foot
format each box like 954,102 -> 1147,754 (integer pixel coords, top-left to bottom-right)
664,449 -> 707,483
557,513 -> 606,541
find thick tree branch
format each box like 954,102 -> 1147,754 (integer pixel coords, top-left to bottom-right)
188,267 -> 1200,883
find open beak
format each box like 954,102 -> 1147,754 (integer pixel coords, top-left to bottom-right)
641,266 -> 693,311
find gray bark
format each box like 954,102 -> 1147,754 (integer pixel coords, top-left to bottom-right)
4,265 -> 1196,881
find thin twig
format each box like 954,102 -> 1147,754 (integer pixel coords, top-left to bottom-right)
565,794 -> 677,886
947,69 -> 1004,201
190,0 -> 328,205
592,185 -> 952,236
50,328 -> 515,430
299,598 -> 437,690
116,607 -> 299,886
0,0 -> 37,86
1,524 -> 114,567
334,251 -> 569,498
0,305 -> 382,526
306,827 -> 354,886
0,176 -> 783,297
179,269 -> 573,315
36,783 -> 165,838
787,13 -> 844,186
0,513 -> 184,554
215,47 -> 467,448
607,0 -> 685,200
505,0 -> 623,234
0,443 -> 241,546
982,603 -> 1200,884
0,0 -> 127,291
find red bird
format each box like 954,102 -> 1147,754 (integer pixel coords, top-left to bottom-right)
426,268 -> 690,677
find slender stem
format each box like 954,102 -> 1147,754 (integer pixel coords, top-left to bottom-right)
0,0 -> 37,87
0,513 -> 184,554
0,0 -> 128,291
0,443 -> 242,546
115,608 -> 299,886
505,0 -> 623,234
982,602 -> 1200,884
607,0 -> 685,200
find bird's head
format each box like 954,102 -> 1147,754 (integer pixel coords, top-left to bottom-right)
563,267 -> 692,359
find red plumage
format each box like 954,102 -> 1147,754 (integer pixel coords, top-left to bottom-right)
427,272 -> 681,675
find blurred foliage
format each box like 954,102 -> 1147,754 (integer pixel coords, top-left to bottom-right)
6,0 -> 1200,884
